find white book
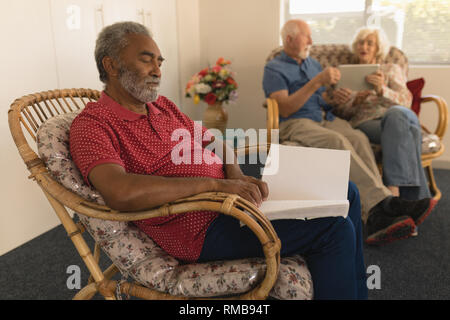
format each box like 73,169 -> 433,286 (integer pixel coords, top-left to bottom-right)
257,144 -> 351,221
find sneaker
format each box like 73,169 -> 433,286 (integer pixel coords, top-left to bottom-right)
385,197 -> 434,226
415,198 -> 438,226
365,207 -> 415,245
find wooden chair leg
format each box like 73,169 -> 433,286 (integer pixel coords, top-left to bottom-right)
73,283 -> 98,300
41,189 -> 107,286
88,243 -> 102,284
425,164 -> 441,201
74,265 -> 119,300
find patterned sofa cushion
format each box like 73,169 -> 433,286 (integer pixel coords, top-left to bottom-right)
36,112 -> 313,299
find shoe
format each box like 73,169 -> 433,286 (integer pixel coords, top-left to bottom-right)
415,198 -> 438,226
365,206 -> 415,246
385,197 -> 434,226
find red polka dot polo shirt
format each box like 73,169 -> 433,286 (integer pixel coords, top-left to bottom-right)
70,92 -> 224,262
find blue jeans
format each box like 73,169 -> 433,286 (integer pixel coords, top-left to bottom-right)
198,181 -> 368,300
356,106 -> 431,200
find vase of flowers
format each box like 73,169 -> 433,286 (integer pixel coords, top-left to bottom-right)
185,57 -> 238,135
202,102 -> 228,135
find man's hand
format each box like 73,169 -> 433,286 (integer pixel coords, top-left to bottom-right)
318,67 -> 341,86
365,71 -> 384,95
332,88 -> 352,104
216,175 -> 269,207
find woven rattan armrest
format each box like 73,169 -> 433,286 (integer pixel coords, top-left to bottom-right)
37,167 -> 280,299
420,95 -> 449,139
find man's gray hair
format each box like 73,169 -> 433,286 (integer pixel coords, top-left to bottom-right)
95,21 -> 153,83
281,20 -> 300,46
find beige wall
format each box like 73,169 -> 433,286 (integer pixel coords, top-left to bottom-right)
179,0 -> 280,129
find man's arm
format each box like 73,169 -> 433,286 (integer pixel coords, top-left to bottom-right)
270,67 -> 341,118
219,137 -> 269,202
89,162 -> 268,212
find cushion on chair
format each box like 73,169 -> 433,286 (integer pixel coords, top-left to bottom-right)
36,112 -> 313,299
422,132 -> 441,154
406,78 -> 425,115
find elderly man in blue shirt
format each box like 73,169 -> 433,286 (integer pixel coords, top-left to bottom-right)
263,19 -> 432,245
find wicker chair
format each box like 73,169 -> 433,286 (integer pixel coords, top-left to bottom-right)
265,45 -> 449,201
8,88 -> 319,300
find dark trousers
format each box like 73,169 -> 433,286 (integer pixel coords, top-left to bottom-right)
198,181 -> 368,300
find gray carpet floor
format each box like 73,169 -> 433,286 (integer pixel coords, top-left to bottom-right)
1,169 -> 449,300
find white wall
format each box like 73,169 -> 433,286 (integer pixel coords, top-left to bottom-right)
0,0 -> 61,256
0,0 -> 180,255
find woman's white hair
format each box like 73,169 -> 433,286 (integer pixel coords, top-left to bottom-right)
351,26 -> 390,62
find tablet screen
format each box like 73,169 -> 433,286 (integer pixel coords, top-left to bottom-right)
337,64 -> 380,91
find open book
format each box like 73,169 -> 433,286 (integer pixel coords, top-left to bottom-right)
258,144 -> 350,221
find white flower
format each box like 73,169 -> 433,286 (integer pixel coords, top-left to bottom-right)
194,83 -> 212,94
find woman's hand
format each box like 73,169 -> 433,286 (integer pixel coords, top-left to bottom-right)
352,90 -> 372,106
366,71 -> 385,95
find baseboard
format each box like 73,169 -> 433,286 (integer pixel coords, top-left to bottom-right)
433,159 -> 450,170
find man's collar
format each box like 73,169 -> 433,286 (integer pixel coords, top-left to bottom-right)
280,50 -> 310,67
98,91 -> 161,121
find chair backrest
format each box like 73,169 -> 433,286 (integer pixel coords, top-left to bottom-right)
9,89 -> 100,143
8,89 -> 110,215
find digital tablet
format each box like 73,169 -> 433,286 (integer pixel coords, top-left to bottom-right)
337,64 -> 380,91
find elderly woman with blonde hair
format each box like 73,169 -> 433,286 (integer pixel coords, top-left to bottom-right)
325,26 -> 434,232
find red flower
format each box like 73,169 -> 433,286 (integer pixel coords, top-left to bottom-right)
204,92 -> 217,105
216,57 -> 231,66
198,68 -> 209,77
226,77 -> 237,87
212,65 -> 222,73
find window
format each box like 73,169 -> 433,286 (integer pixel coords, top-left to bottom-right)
284,0 -> 450,64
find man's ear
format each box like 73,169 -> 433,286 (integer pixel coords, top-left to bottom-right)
102,56 -> 119,79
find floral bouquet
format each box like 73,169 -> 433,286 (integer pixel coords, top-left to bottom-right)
185,57 -> 238,105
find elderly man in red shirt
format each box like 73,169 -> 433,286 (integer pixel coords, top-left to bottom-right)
70,21 -> 367,299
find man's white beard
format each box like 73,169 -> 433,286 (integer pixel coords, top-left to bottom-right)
299,45 -> 311,60
118,66 -> 160,103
